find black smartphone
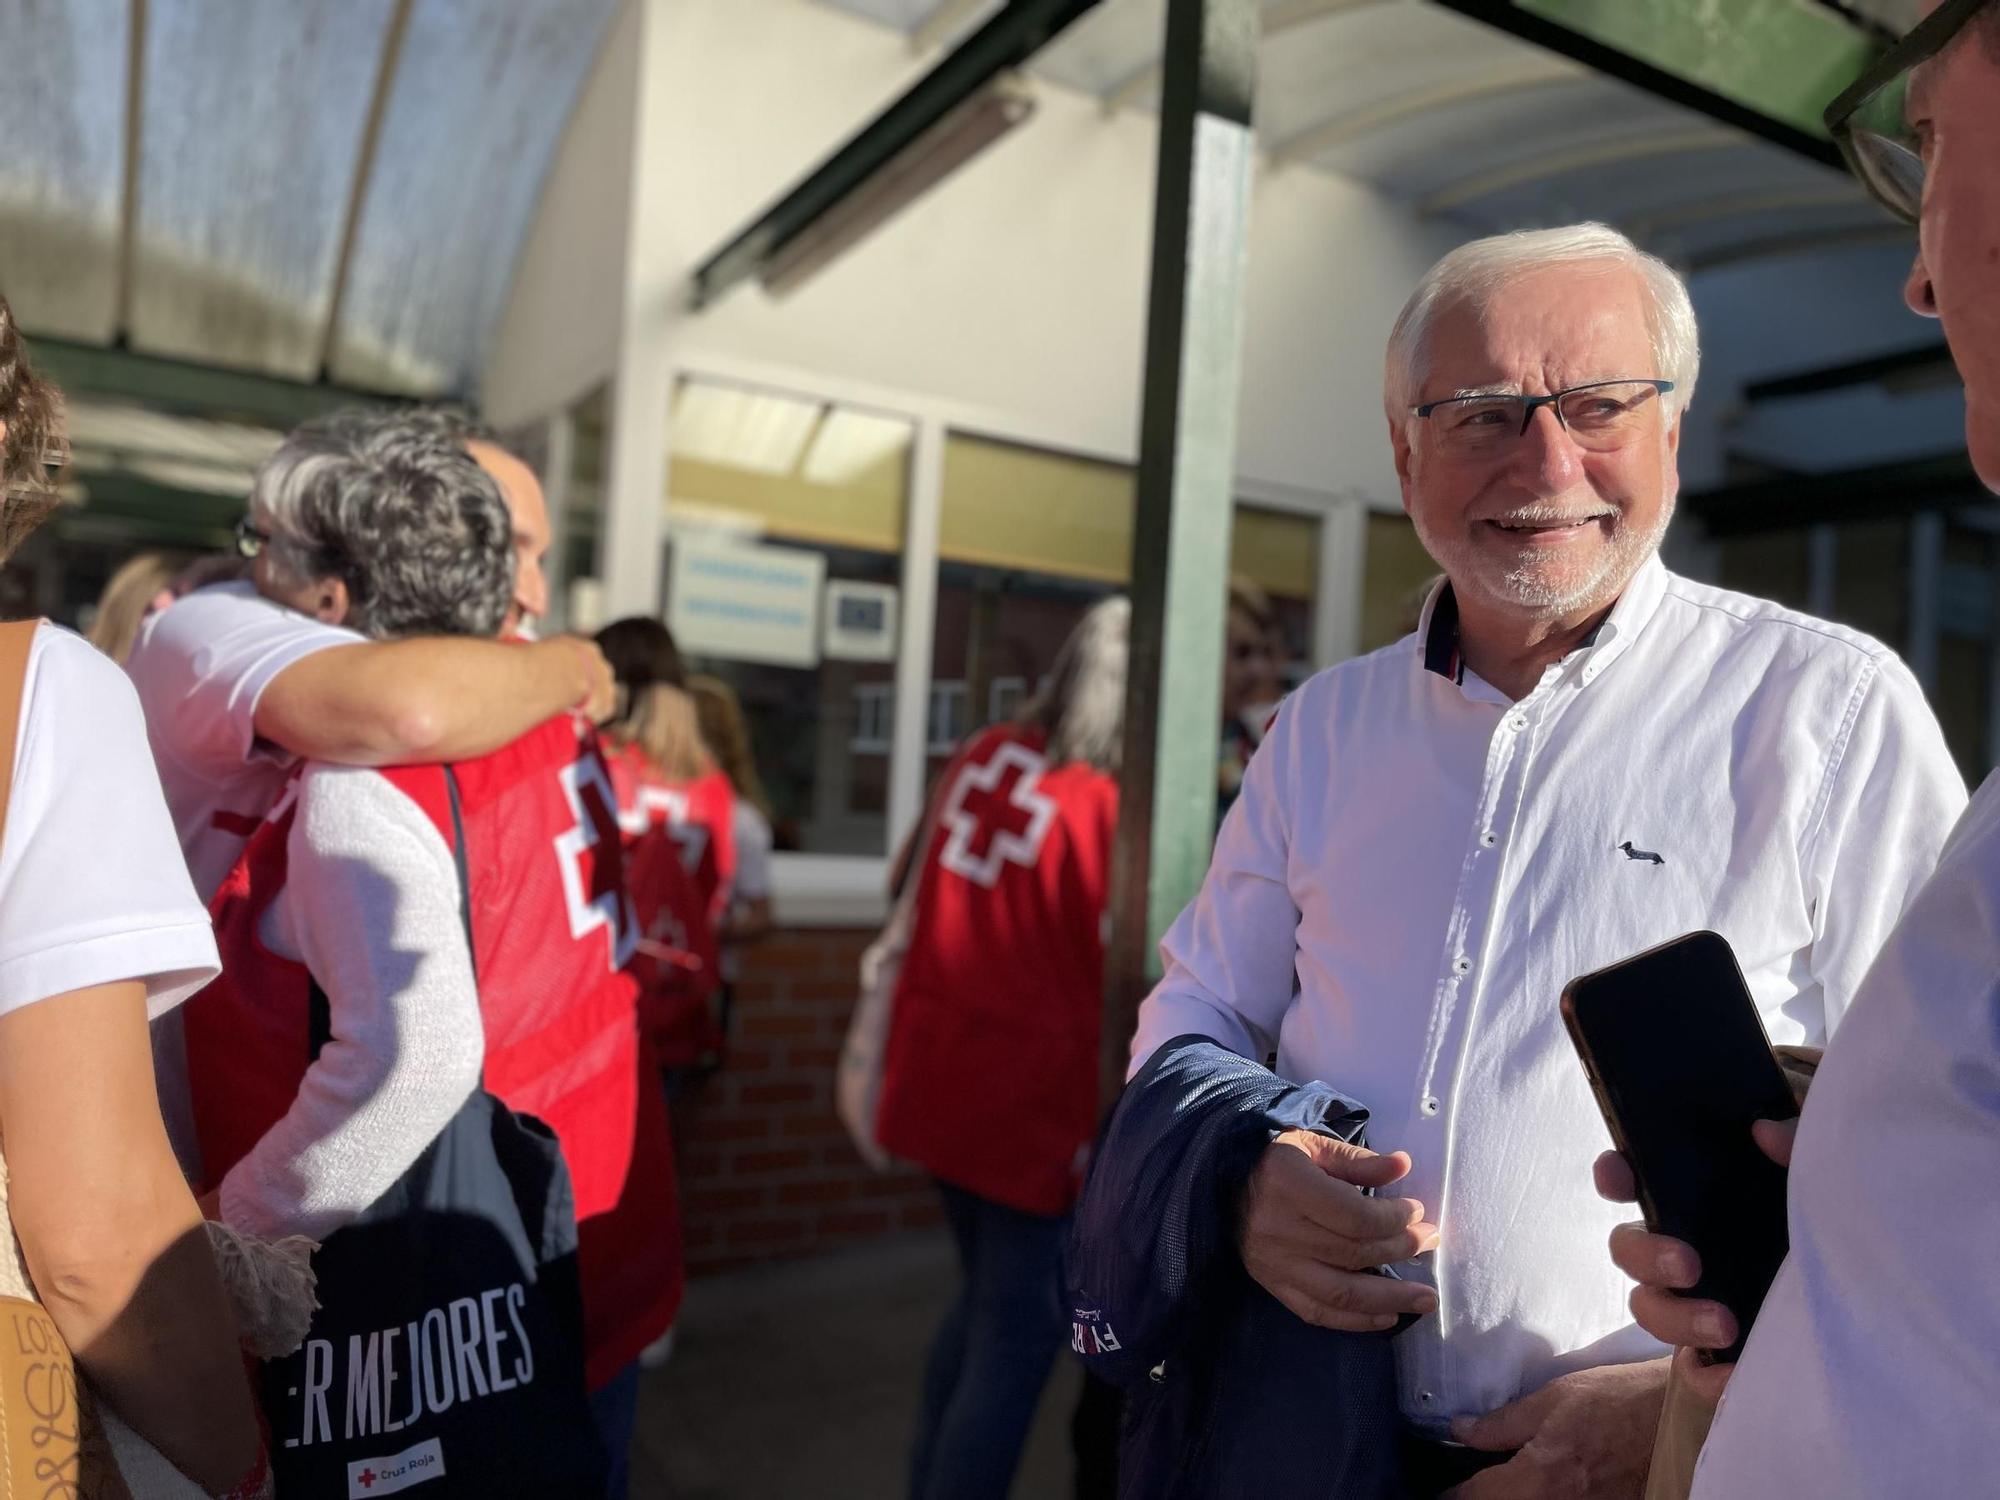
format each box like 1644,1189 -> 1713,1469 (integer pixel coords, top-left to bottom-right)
1560,930 -> 1798,1363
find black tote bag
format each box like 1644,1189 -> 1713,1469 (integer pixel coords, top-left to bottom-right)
260,769 -> 606,1498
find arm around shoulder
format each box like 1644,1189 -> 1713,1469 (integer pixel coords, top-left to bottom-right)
255,633 -> 606,766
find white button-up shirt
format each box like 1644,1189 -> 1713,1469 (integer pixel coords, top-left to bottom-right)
1689,770 -> 2000,1500
1130,556 -> 1967,1432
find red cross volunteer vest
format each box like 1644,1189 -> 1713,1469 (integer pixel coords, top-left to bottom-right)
605,742 -> 737,1067
873,722 -> 1118,1216
184,716 -> 683,1390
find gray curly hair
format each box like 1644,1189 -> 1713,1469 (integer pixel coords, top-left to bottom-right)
249,408 -> 513,640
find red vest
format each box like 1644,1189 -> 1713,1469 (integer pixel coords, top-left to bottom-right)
605,743 -> 737,1067
874,723 -> 1117,1216
184,718 -> 682,1390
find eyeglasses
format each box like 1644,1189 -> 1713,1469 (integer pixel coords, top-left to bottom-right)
233,516 -> 270,559
1412,380 -> 1676,457
1825,0 -> 1994,223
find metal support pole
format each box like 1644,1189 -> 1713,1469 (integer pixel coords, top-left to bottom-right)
1100,0 -> 1259,1110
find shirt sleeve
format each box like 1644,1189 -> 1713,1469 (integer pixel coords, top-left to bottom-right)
1802,652 -> 1969,1038
1127,695 -> 1304,1078
217,764 -> 484,1243
126,584 -> 360,783
0,627 -> 218,1019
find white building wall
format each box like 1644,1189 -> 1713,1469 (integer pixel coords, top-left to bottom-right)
484,0 -> 1461,516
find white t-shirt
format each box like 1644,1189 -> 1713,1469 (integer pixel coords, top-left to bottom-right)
125,581 -> 360,901
0,624 -> 218,1020
1690,771 -> 2000,1500
217,764 -> 484,1244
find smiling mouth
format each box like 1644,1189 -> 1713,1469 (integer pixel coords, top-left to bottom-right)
1484,515 -> 1609,536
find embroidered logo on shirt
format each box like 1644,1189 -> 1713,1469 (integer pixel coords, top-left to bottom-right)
1618,840 -> 1665,866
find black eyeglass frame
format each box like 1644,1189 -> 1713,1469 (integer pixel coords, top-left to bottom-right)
1824,0 -> 1995,222
1411,379 -> 1677,441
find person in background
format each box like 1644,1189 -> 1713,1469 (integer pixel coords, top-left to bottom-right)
178,409 -> 678,1500
873,597 -> 1129,1500
689,673 -> 777,968
596,618 -> 737,1071
1217,577 -> 1283,821
85,550 -> 186,664
0,288 -> 265,1496
126,409 -> 611,1177
1604,6 -> 2000,1496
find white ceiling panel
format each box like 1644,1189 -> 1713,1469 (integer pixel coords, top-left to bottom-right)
328,0 -> 618,394
130,0 -> 397,378
0,0 -> 130,342
1031,0 -> 1167,97
817,0 -> 958,29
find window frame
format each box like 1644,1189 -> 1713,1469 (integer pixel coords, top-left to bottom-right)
652,354 -> 1372,925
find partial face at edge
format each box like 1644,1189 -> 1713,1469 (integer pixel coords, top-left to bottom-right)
1903,7 -> 2000,490
467,439 -> 551,637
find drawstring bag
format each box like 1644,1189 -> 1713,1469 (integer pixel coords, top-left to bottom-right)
257,768 -> 607,1498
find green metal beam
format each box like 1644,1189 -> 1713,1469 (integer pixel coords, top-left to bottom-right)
1517,0 -> 1877,142
28,338 -> 387,429
1426,0 -> 1877,168
1101,0 -> 1259,1109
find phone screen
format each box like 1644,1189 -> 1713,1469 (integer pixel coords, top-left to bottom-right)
1562,931 -> 1798,1362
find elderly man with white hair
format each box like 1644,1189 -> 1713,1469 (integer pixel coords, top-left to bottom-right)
1118,223 -> 1967,1498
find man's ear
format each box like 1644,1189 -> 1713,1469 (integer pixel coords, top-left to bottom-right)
308,576 -> 350,626
1389,416 -> 1418,517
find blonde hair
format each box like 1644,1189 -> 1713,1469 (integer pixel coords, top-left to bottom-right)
609,681 -> 713,783
689,675 -> 774,823
87,551 -> 185,664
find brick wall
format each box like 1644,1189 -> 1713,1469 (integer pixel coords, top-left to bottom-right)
673,928 -> 942,1274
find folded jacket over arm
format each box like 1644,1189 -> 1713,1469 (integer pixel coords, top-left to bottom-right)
1063,1034 -> 1407,1500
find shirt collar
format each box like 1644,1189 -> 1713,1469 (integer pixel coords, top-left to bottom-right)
1417,553 -> 1672,689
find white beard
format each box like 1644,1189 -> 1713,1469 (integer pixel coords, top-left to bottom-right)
1414,496 -> 1675,620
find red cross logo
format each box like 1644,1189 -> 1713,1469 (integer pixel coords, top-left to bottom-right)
357,1470 -> 377,1489
937,741 -> 1057,888
555,754 -> 640,970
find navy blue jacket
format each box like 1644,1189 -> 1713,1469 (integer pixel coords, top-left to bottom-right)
1064,1036 -> 1406,1499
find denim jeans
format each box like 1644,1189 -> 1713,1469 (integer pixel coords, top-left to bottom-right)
909,1182 -> 1071,1500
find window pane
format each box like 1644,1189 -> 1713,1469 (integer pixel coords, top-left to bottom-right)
1234,504 -> 1318,685
665,376 -> 912,857
1718,530 -> 1810,613
1829,518 -> 1907,647
1360,513 -> 1441,653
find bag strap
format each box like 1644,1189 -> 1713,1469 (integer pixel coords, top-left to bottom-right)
0,620 -> 41,859
309,764 -> 476,1061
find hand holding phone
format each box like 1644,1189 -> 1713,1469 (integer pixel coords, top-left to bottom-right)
1563,931 -> 1798,1364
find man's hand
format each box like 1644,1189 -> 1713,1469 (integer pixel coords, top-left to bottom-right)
1444,1359 -> 1669,1499
1238,1128 -> 1439,1332
557,636 -> 617,722
1593,1118 -> 1797,1404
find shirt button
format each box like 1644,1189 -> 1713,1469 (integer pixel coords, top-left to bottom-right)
1421,1095 -> 1440,1116
1452,956 -> 1471,975
1480,831 -> 1497,848
1508,713 -> 1529,732
1419,1391 -> 1436,1405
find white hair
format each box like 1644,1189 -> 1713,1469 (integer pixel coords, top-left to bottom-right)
1384,223 -> 1700,420
1023,596 -> 1130,773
